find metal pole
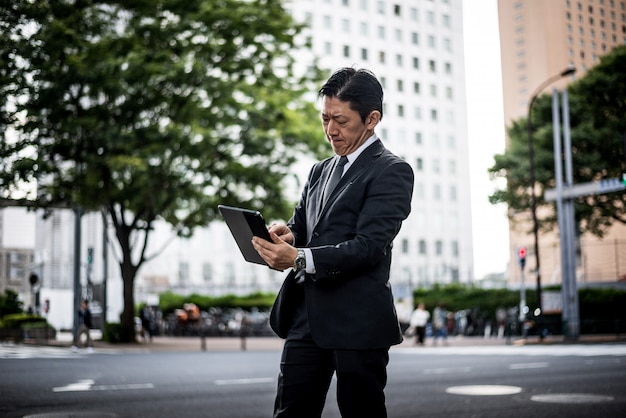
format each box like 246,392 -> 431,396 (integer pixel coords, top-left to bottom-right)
551,90 -> 570,339
561,89 -> 580,340
102,214 -> 108,329
519,266 -> 526,338
526,66 -> 576,315
72,207 -> 82,347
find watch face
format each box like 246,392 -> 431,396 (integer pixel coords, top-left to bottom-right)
295,251 -> 306,270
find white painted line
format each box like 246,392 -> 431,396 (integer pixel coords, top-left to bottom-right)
446,385 -> 522,396
53,379 -> 95,392
531,393 -> 614,404
90,383 -> 154,391
53,380 -> 154,392
423,366 -> 472,375
509,362 -> 549,369
214,377 -> 275,386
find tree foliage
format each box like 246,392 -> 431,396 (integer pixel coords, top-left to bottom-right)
488,45 -> 626,237
0,0 -> 326,341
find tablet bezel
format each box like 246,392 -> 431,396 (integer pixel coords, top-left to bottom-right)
218,205 -> 272,266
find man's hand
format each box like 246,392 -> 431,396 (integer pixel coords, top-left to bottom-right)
252,230 -> 298,271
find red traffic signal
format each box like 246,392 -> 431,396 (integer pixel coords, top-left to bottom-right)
518,247 -> 527,260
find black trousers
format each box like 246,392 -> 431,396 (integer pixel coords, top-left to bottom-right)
274,337 -> 390,418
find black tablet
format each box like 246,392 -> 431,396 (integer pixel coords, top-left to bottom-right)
218,205 -> 272,266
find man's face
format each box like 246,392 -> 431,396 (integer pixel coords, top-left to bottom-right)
321,96 -> 379,156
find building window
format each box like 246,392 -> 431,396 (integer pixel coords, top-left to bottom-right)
411,32 -> 419,45
414,106 -> 422,119
429,60 -> 436,72
433,184 -> 441,200
396,54 -> 403,66
450,185 -> 457,201
413,57 -> 420,69
342,18 -> 350,32
202,263 -> 213,282
435,240 -> 443,256
416,157 -> 423,171
452,240 -> 459,257
397,79 -> 404,91
429,84 -> 437,97
448,159 -> 456,175
442,14 -> 451,27
394,4 -> 401,16
378,25 -> 385,39
447,135 -> 456,149
430,108 -> 438,121
398,104 -> 404,117
379,51 -> 385,63
419,240 -> 427,255
428,35 -> 436,48
395,29 -> 402,42
323,15 -> 332,29
377,0 -> 385,14
361,48 -> 368,60
416,182 -> 424,199
413,81 -> 421,93
360,22 -> 368,35
427,10 -> 435,24
445,62 -> 452,74
415,131 -> 422,145
343,45 -> 350,57
179,262 -> 189,286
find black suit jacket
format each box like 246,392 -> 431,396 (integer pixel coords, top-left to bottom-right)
270,139 -> 414,350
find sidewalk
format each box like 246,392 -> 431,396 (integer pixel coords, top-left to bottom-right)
19,331 -> 626,353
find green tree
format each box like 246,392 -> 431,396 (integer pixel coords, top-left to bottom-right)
0,0 -> 325,342
0,289 -> 24,318
488,45 -> 626,237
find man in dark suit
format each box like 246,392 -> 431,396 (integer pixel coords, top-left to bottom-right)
252,67 -> 414,418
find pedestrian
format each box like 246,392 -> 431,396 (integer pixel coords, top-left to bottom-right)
252,67 -> 414,418
409,303 -> 430,346
74,299 -> 93,352
432,304 -> 448,346
140,305 -> 153,342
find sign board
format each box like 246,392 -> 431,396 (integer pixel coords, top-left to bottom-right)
545,177 -> 626,201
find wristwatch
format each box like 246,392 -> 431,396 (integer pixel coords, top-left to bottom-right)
293,249 -> 306,271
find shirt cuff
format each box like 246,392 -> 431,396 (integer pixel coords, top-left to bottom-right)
303,248 -> 316,274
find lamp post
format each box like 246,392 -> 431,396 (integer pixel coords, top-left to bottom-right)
526,65 -> 576,315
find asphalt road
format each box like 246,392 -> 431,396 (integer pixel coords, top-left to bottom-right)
1,341 -> 625,417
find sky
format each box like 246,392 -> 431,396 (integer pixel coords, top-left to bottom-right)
462,0 -> 511,278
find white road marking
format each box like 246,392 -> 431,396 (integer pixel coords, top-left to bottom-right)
423,366 -> 472,375
509,362 -> 549,369
53,379 -> 95,392
531,393 -> 614,403
446,385 -> 523,396
214,377 -> 275,385
53,380 -> 154,392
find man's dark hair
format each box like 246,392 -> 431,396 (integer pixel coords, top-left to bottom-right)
318,67 -> 384,122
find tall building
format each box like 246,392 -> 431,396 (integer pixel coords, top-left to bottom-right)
288,0 -> 473,294
497,0 -> 626,287
32,0 -> 474,328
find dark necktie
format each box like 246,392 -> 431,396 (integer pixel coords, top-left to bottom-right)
323,155 -> 348,205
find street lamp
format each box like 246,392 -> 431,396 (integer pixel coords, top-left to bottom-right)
527,65 -> 576,315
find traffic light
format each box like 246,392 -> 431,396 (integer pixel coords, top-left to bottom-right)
87,247 -> 93,265
518,246 -> 527,269
622,173 -> 626,186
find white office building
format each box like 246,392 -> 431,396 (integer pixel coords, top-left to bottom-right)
30,0 -> 473,327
